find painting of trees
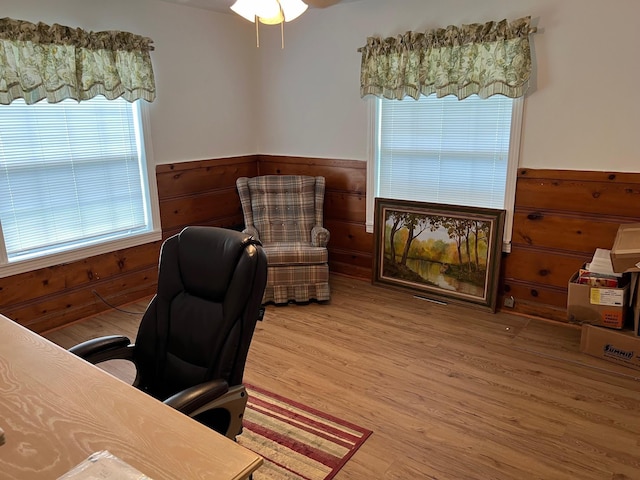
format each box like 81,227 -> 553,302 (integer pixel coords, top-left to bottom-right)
384,213 -> 487,279
374,198 -> 505,311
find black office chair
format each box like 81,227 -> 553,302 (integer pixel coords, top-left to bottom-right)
69,226 -> 268,440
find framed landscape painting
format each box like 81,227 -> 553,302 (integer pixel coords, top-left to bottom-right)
373,198 -> 506,312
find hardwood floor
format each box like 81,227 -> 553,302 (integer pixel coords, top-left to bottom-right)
44,275 -> 640,480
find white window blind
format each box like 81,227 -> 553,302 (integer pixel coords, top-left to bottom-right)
369,93 -> 522,247
0,96 -> 155,265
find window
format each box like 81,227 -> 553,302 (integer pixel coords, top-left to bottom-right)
367,94 -> 523,250
0,96 -> 161,277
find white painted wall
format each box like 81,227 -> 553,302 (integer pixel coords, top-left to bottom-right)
5,0 -> 640,172
1,0 -> 260,165
256,0 -> 640,172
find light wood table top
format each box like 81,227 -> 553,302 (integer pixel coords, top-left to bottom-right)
0,314 -> 262,479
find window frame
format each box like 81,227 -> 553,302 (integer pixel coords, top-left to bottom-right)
365,94 -> 524,252
0,100 -> 161,278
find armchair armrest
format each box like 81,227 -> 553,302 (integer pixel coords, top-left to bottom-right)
68,335 -> 134,364
312,226 -> 330,247
163,379 -> 229,415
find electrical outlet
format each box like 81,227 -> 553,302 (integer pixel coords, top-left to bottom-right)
503,296 -> 515,308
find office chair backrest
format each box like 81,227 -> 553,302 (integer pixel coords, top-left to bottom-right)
133,226 -> 267,400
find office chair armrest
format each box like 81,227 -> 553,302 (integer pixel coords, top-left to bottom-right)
311,226 -> 330,247
68,335 -> 134,364
164,379 -> 230,415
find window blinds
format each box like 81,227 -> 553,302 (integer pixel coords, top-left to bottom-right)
0,96 -> 150,262
377,94 -> 514,211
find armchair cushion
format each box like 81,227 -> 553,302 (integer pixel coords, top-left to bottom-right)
263,243 -> 328,266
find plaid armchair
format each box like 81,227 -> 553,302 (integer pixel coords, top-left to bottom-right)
236,175 -> 330,304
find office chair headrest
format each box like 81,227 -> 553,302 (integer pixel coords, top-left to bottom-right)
176,226 -> 259,300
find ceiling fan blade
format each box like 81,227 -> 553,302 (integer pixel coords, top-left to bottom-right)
304,0 -> 342,8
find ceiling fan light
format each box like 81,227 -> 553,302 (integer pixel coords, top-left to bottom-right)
231,0 -> 309,24
279,0 -> 309,22
231,0 -> 310,48
255,0 -> 283,20
230,0 -> 257,22
258,11 -> 285,25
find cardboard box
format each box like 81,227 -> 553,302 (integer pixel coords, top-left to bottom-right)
567,270 -> 628,329
580,324 -> 640,371
630,272 -> 640,336
610,223 -> 640,273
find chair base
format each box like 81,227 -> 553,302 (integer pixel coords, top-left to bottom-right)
190,385 -> 249,440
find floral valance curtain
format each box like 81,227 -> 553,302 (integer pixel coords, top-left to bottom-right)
358,16 -> 535,100
0,17 -> 156,105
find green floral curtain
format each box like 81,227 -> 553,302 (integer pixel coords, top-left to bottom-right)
359,16 -> 534,100
0,17 -> 156,104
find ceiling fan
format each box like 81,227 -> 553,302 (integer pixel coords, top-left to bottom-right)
228,0 -> 354,46
157,0 -> 358,46
305,0 -> 342,6
157,0 -> 352,14
230,0 -> 348,20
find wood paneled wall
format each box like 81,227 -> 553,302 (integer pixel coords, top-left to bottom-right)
158,154 -> 372,278
156,155 -> 259,237
4,155 -> 638,333
0,242 -> 161,333
501,168 -> 640,322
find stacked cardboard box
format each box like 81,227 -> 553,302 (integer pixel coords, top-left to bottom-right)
610,223 -> 640,335
578,224 -> 640,371
580,324 -> 640,371
567,250 -> 627,329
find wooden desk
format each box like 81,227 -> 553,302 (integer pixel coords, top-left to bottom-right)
0,314 -> 262,479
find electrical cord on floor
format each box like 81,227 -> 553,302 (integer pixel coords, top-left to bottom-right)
92,290 -> 146,315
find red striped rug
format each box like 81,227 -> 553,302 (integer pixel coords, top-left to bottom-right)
238,384 -> 372,480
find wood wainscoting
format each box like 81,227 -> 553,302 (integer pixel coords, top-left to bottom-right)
156,155 -> 259,237
4,156 -> 639,333
0,242 -> 161,333
501,168 -> 640,322
158,154 -> 372,279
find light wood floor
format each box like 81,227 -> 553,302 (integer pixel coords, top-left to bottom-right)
45,275 -> 640,480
